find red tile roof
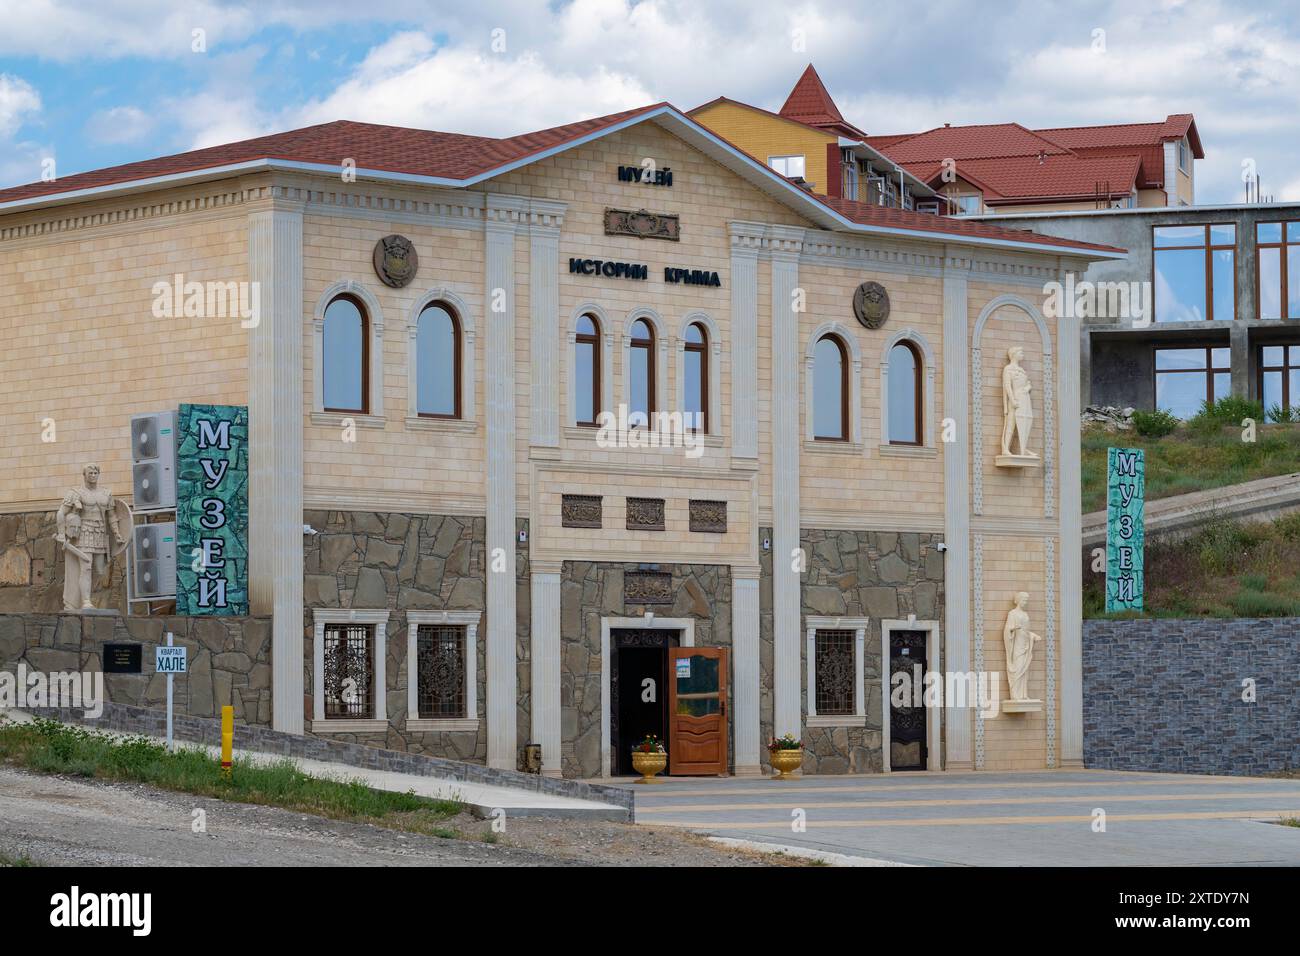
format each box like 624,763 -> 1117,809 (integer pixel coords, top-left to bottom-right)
0,102 -> 1122,257
817,195 -> 1123,253
0,105 -> 667,206
778,64 -> 866,139
867,114 -> 1201,201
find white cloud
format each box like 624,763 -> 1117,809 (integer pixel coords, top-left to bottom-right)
84,106 -> 154,145
290,32 -> 652,135
0,74 -> 41,137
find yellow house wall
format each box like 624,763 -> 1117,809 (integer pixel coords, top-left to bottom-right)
690,101 -> 834,193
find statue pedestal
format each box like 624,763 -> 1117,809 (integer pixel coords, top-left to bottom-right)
1001,699 -> 1042,714
995,454 -> 1041,469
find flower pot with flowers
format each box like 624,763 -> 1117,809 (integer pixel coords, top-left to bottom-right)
631,734 -> 668,783
767,733 -> 804,779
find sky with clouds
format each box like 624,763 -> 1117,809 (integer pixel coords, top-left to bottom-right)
1,0 -> 1297,203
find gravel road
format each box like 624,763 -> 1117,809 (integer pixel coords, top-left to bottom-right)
0,766 -> 793,867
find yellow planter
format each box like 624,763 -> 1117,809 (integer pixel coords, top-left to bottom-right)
769,748 -> 803,779
631,750 -> 668,783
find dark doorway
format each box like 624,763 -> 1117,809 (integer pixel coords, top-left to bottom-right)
888,630 -> 928,771
610,628 -> 678,776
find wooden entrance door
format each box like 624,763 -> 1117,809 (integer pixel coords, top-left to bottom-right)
667,647 -> 728,775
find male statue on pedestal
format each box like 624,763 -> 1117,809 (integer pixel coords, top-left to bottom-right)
54,463 -> 123,611
1000,346 -> 1039,460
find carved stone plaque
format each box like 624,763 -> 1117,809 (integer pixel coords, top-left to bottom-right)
625,497 -> 665,531
372,234 -> 419,288
604,208 -> 680,241
625,570 -> 673,605
561,494 -> 602,529
689,499 -> 727,533
852,280 -> 890,329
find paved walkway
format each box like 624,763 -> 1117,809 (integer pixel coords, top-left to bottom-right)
627,769 -> 1300,865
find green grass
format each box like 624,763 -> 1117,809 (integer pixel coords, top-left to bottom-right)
1081,421 -> 1300,513
0,717 -> 464,837
0,850 -> 36,867
1083,515 -> 1300,619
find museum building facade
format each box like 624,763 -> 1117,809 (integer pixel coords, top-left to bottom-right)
0,104 -> 1120,777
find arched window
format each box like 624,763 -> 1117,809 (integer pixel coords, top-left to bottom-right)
323,295 -> 367,413
683,322 -> 708,432
575,314 -> 601,426
629,318 -> 655,427
415,302 -> 460,418
813,334 -> 848,441
887,341 -> 922,445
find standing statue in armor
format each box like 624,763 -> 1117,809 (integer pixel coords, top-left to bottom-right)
55,463 -> 122,611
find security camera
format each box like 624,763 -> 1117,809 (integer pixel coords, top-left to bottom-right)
936,541 -> 948,553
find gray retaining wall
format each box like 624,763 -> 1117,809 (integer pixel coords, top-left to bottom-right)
1084,617 -> 1300,775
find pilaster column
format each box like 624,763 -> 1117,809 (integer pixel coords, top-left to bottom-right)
732,569 -> 762,775
729,222 -> 764,461
248,195 -> 305,735
941,256 -> 973,769
529,564 -> 562,776
769,225 -> 805,740
529,201 -> 566,447
484,194 -> 525,769
1058,267 -> 1085,768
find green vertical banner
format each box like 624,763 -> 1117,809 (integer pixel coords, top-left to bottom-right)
176,403 -> 249,615
1105,447 -> 1145,612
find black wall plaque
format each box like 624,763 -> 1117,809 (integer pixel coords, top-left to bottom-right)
103,643 -> 142,674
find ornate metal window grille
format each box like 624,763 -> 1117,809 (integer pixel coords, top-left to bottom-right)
626,497 -> 665,530
814,629 -> 855,716
688,499 -> 727,533
562,494 -> 602,528
322,623 -> 374,719
416,624 -> 467,719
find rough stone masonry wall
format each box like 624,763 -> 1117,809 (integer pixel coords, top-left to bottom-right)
1084,618 -> 1300,775
797,529 -> 945,774
0,612 -> 272,723
0,511 -> 126,613
561,561 -> 731,779
302,509 -> 490,762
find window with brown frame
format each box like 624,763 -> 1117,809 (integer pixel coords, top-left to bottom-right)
1152,223 -> 1235,323
1259,345 -> 1300,422
812,334 -> 848,441
683,322 -> 708,433
322,294 -> 369,413
887,341 -> 922,445
1256,222 -> 1300,321
575,314 -> 601,426
415,301 -> 461,418
628,318 -> 655,427
321,623 -> 374,719
1154,346 -> 1230,419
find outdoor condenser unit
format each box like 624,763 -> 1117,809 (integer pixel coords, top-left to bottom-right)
130,410 -> 177,510
132,521 -> 177,599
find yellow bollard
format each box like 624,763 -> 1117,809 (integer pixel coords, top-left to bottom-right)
220,705 -> 233,778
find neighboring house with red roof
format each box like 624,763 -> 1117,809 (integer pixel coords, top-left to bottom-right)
691,64 -> 1203,215
0,99 -> 1116,779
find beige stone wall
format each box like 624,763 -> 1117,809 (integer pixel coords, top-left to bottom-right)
0,183 -> 255,509
300,207 -> 487,511
976,534 -> 1051,770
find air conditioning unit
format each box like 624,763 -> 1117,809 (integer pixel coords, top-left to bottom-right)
131,522 -> 176,599
130,411 -> 176,510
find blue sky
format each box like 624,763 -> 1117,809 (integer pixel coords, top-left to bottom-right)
1,0 -> 1297,203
